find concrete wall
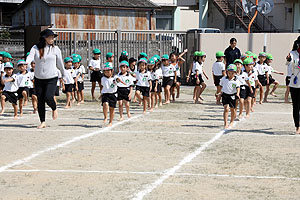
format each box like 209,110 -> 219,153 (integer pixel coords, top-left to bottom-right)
176,7 -> 199,31
294,2 -> 300,32
193,33 -> 300,86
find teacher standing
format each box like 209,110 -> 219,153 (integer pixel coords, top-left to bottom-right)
26,29 -> 65,129
224,38 -> 241,67
287,36 -> 300,134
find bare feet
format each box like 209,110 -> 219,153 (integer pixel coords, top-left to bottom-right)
19,112 -> 23,117
251,108 -> 254,112
143,111 -> 147,114
77,102 -> 81,106
229,122 -> 234,128
118,117 -> 124,121
37,122 -> 46,129
176,94 -> 180,98
163,101 -> 170,105
0,110 -> 4,115
270,92 -> 277,97
199,96 -> 204,101
259,101 -> 263,104
52,110 -> 58,120
72,99 -> 76,104
79,100 -> 85,104
246,114 -> 250,118
127,113 -> 131,118
107,123 -> 112,127
14,115 -> 18,120
149,108 -> 153,112
159,103 -> 163,107
194,100 -> 203,104
155,104 -> 158,108
23,100 -> 28,106
103,118 -> 107,124
296,127 -> 300,135
64,106 -> 71,109
33,109 -> 37,114
224,124 -> 229,129
263,100 -> 268,103
239,114 -> 243,119
138,103 -> 142,106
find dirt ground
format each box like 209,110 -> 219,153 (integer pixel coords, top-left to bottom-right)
0,86 -> 299,200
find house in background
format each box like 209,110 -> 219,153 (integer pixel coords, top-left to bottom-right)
12,0 -> 159,30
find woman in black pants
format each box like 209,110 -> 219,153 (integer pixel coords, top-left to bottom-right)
287,36 -> 300,134
26,29 -> 65,129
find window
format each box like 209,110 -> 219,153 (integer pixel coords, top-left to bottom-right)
156,10 -> 173,30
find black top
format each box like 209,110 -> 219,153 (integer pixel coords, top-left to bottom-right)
224,46 -> 241,67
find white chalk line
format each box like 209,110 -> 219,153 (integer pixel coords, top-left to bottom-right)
131,119 -> 244,200
0,114 -> 143,173
4,169 -> 300,181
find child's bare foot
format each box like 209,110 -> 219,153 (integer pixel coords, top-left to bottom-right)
103,118 -> 107,124
77,102 -> 81,106
118,117 -> 124,121
64,106 -> 70,109
270,92 -> 277,97
23,100 -> 28,106
194,100 -> 203,104
138,103 -> 142,106
143,111 -> 147,114
19,112 -> 23,117
176,94 -> 179,98
155,104 -> 158,108
72,99 -> 76,104
239,114 -> 243,119
246,114 -> 250,118
127,113 -> 131,118
251,108 -> 254,112
52,110 -> 58,120
107,123 -> 112,127
37,122 -> 46,129
259,101 -> 263,104
80,100 -> 85,104
14,115 -> 18,120
224,124 -> 229,129
284,100 -> 290,103
263,100 -> 268,103
199,96 -> 204,101
159,103 -> 163,106
229,122 -> 234,128
0,110 -> 4,115
149,108 -> 153,112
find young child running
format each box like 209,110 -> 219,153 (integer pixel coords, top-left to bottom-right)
187,51 -> 200,101
218,64 -> 240,129
73,57 -> 84,105
263,53 -> 284,102
135,58 -> 152,114
233,59 -> 245,119
129,57 -> 138,103
28,61 -> 37,114
0,62 -> 18,119
212,51 -> 226,104
54,68 -> 63,104
240,58 -> 258,118
256,52 -> 269,104
72,54 -> 86,103
89,49 -> 102,101
62,57 -> 75,108
16,60 -> 34,116
0,52 -> 13,93
116,61 -> 133,120
153,55 -> 163,107
148,58 -> 157,112
161,54 -> 176,104
101,62 -> 125,127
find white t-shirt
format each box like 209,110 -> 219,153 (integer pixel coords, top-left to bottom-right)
63,69 -> 75,84
192,62 -> 203,75
75,68 -> 84,82
150,70 -> 159,81
156,68 -> 163,83
289,50 -> 300,88
2,74 -> 19,92
256,62 -> 269,75
287,62 -> 293,77
80,65 -> 86,74
220,76 -> 240,94
101,75 -> 118,94
17,71 -> 34,88
70,68 -> 77,78
162,65 -> 176,77
237,72 -> 247,86
136,71 -> 152,87
212,61 -> 225,76
242,71 -> 258,87
267,65 -> 275,75
117,72 -> 134,88
88,58 -> 101,71
171,63 -> 180,77
57,69 -> 62,87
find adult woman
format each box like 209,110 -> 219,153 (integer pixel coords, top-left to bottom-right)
287,36 -> 300,134
224,38 -> 241,67
26,29 -> 65,129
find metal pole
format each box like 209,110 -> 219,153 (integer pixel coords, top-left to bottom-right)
248,0 -> 258,33
199,0 -> 203,28
263,33 -> 267,52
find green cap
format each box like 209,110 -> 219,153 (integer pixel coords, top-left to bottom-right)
17,59 -> 26,66
266,53 -> 273,60
26,52 -> 30,57
0,51 -> 5,56
199,51 -> 206,57
147,58 -> 155,65
252,53 -> 258,59
71,54 -> 82,62
162,54 -> 169,60
119,60 -> 129,67
4,62 -> 13,69
121,51 -> 128,57
259,52 -> 267,57
139,52 -> 148,58
3,52 -> 12,59
243,57 -> 254,65
106,52 -> 114,59
245,51 -> 252,55
103,62 -> 113,70
194,51 -> 200,56
93,48 -> 101,54
233,59 -> 243,64
72,57 -> 80,63
216,51 -> 225,57
138,58 -> 148,63
154,55 -> 160,61
227,64 -> 237,72
64,57 -> 73,63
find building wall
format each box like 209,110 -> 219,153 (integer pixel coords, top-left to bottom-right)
12,0 -> 51,28
207,1 -> 226,31
294,2 -> 300,32
177,7 -> 199,31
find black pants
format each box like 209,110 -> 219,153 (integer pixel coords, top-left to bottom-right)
35,77 -> 58,123
290,87 -> 300,127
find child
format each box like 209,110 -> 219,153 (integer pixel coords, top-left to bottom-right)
29,61 -> 38,114
135,58 -> 152,114
239,58 -> 258,118
148,58 -> 157,112
233,59 -> 245,119
89,48 -> 102,101
73,57 -> 84,105
54,68 -> 63,104
72,54 -> 86,103
263,53 -> 284,102
187,51 -> 200,101
117,61 -> 133,120
218,64 -> 240,128
153,55 -> 163,107
16,60 -> 33,116
119,51 -> 129,62
256,52 -> 269,104
170,49 -> 188,101
212,51 -> 226,104
62,57 -> 75,108
0,62 -> 18,119
101,62 -> 125,127
161,54 -> 176,104
129,57 -> 138,103
138,52 -> 148,60
0,52 -> 13,93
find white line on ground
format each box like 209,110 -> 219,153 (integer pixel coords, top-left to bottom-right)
131,119 -> 243,200
107,130 -> 215,135
0,114 -> 142,173
4,169 -> 300,181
